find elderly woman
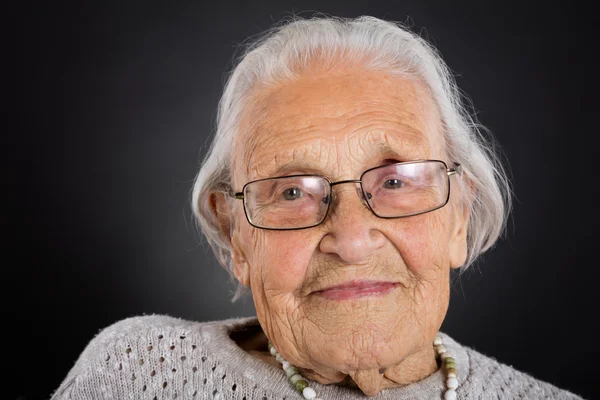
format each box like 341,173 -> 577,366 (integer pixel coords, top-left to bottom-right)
51,16 -> 583,400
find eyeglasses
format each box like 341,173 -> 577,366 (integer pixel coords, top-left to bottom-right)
230,159 -> 463,230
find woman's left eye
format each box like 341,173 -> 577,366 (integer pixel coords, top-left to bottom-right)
383,179 -> 405,189
282,187 -> 304,200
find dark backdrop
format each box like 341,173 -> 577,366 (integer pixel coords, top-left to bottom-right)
9,2 -> 596,399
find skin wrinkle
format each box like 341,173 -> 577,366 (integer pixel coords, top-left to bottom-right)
214,66 -> 470,397
246,126 -> 430,183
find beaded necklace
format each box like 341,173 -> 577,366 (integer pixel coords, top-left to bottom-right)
268,334 -> 459,400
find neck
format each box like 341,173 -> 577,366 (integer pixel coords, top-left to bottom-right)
300,344 -> 439,396
232,327 -> 440,397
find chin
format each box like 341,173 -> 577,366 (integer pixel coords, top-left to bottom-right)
299,290 -> 407,333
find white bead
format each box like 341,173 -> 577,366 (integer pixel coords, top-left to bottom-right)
434,336 -> 443,346
270,347 -> 277,356
275,354 -> 284,363
447,370 -> 457,378
290,373 -> 303,384
444,389 -> 457,400
302,387 -> 317,399
446,377 -> 458,389
436,345 -> 447,354
440,352 -> 452,360
285,366 -> 298,377
282,361 -> 291,370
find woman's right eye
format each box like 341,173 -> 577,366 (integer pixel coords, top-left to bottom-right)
281,187 -> 304,200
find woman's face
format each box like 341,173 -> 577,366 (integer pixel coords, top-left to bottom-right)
225,67 -> 470,384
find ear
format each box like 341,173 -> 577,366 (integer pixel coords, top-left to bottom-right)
448,178 -> 474,269
209,192 -> 251,287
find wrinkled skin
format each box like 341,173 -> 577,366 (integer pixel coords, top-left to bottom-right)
212,65 -> 471,396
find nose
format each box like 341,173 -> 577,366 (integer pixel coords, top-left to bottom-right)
319,183 -> 387,264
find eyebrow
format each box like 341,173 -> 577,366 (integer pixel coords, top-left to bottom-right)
262,140 -> 425,178
267,160 -> 326,178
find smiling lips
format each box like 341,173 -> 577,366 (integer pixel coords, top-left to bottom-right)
315,280 -> 400,300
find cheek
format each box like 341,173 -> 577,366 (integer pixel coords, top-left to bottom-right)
390,211 -> 451,276
247,229 -> 316,292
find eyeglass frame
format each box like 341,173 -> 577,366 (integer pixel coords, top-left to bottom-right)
229,159 -> 463,231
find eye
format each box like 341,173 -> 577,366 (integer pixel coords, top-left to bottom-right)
282,187 -> 304,200
383,179 -> 405,189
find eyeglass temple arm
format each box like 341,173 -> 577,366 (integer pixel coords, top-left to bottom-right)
447,163 -> 463,176
231,191 -> 244,200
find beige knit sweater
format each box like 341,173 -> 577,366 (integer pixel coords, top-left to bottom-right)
50,315 -> 584,399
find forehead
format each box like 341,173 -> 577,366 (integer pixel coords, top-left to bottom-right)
235,68 -> 443,181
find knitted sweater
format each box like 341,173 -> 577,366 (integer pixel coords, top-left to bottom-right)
50,315 -> 584,399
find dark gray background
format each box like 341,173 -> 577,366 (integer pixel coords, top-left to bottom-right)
9,1 -> 596,399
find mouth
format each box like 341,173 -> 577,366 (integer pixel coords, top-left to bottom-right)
314,280 -> 401,300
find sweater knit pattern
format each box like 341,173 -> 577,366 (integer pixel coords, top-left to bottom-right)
50,315 -> 584,399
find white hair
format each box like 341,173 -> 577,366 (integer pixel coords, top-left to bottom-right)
191,15 -> 512,301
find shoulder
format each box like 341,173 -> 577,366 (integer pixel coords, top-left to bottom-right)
461,344 -> 584,399
72,314 -> 202,353
50,314 -> 254,399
